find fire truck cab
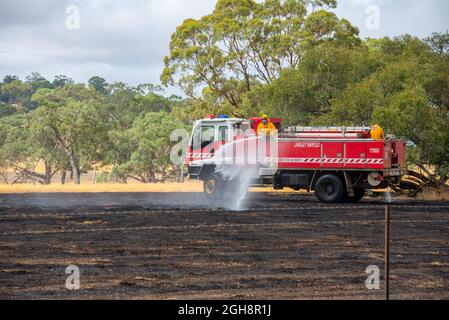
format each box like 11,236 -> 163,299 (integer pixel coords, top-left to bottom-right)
186,117 -> 407,204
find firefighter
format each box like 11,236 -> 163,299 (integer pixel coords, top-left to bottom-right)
257,115 -> 277,136
370,124 -> 385,140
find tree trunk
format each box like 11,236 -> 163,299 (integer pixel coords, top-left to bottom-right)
60,171 -> 67,185
178,166 -> 184,183
44,160 -> 52,185
92,167 -> 97,184
72,166 -> 81,185
67,152 -> 81,185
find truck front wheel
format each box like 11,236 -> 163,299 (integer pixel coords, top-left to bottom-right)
203,173 -> 224,201
314,174 -> 345,203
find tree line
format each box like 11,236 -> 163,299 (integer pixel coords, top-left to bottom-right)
1,0 -> 448,185
0,75 -> 193,184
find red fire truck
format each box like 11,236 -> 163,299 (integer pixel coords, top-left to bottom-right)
186,117 -> 407,203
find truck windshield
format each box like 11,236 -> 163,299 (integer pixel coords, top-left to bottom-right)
201,126 -> 215,148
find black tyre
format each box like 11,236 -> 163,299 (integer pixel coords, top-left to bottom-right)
344,188 -> 366,203
203,173 -> 224,201
314,174 -> 345,203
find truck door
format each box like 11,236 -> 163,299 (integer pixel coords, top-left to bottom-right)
200,125 -> 216,159
344,142 -> 366,169
191,125 -> 216,161
321,142 -> 344,169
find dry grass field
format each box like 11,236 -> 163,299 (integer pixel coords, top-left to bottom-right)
0,182 -> 203,194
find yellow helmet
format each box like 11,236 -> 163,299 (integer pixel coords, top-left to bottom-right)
262,114 -> 269,120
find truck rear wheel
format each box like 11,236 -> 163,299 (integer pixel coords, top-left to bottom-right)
203,173 -> 224,201
314,174 -> 345,203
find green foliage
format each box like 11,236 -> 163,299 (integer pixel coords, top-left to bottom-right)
26,72 -> 52,92
0,73 -> 78,114
322,78 -> 384,126
3,75 -> 19,84
109,111 -> 187,183
104,82 -> 176,129
28,84 -> 109,184
425,31 -> 449,55
95,172 -> 115,183
0,113 -> 61,184
242,43 -> 377,124
89,82 -> 188,183
0,102 -> 17,118
162,0 -> 359,110
52,75 -> 74,88
88,76 -> 109,95
0,80 -> 33,110
0,114 -> 28,166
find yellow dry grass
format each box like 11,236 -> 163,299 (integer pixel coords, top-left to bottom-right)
0,182 -> 203,194
417,186 -> 449,201
0,181 -> 293,194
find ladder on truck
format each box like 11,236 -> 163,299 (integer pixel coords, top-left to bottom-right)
283,126 -> 372,139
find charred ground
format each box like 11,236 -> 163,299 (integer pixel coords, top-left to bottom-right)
0,192 -> 448,299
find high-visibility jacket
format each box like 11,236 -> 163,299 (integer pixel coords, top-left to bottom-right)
257,121 -> 277,136
371,125 -> 384,140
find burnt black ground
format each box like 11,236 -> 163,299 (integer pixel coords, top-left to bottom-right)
0,192 -> 448,300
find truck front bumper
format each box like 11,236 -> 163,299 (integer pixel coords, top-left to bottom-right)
187,166 -> 201,179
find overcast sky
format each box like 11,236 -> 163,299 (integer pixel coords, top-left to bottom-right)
0,0 -> 448,95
